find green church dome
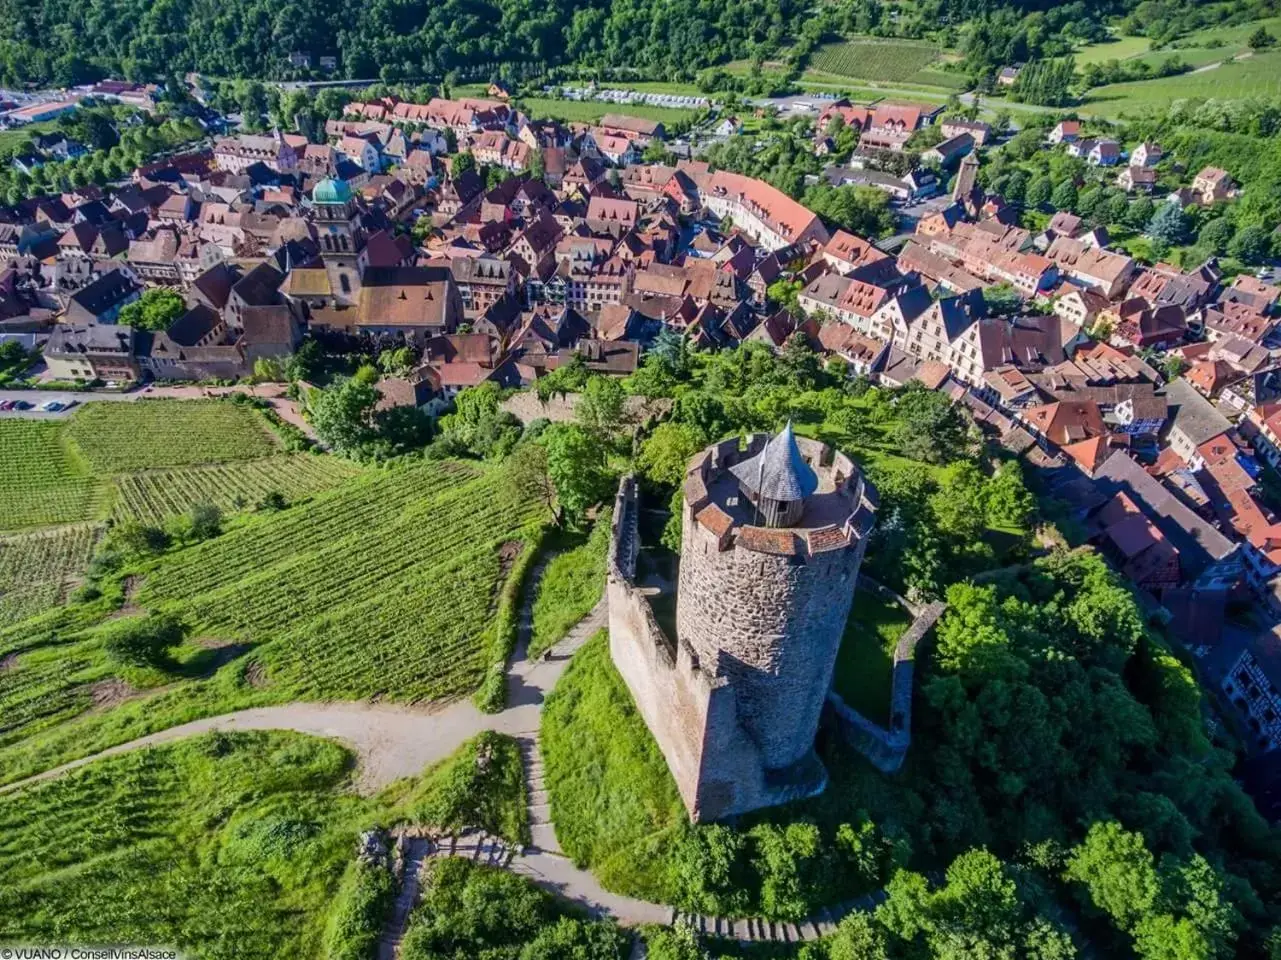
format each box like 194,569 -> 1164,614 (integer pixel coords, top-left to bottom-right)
312,177 -> 352,205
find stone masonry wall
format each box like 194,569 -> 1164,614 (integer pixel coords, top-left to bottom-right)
827,583 -> 946,774
607,476 -> 726,818
677,512 -> 868,771
500,391 -> 669,425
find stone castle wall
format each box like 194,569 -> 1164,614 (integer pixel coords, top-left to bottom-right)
500,392 -> 670,426
827,578 -> 946,774
678,511 -> 867,771
607,476 -> 769,822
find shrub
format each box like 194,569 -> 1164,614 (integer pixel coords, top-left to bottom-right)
323,860 -> 395,960
101,612 -> 187,669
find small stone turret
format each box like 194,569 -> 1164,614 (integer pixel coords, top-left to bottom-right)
728,422 -> 818,528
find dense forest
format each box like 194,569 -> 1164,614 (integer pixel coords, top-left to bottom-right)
0,0 -> 1275,88
0,0 -> 800,86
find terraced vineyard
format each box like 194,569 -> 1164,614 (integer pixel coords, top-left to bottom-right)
140,460 -> 544,703
66,400 -> 277,472
113,455 -> 363,524
0,524 -> 100,627
0,420 -> 104,530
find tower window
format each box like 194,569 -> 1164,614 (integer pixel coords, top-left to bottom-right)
340,274 -> 351,294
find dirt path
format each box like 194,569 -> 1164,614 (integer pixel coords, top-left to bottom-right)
0,700 -> 505,796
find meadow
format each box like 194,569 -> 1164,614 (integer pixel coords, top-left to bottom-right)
529,513 -> 610,659
66,400 -> 278,472
0,419 -> 104,530
112,455 -> 362,525
0,524 -> 99,627
540,630 -> 685,902
1074,34 -> 1153,65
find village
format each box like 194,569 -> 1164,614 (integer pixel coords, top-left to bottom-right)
0,75 -> 1276,832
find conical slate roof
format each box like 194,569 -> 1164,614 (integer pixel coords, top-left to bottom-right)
730,422 -> 819,502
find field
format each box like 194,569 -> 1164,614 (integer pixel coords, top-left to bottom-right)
135,460 -> 541,702
830,589 -> 912,726
540,630 -> 685,902
807,38 -> 965,89
66,400 -> 277,472
112,455 -> 363,525
0,420 -> 104,530
516,97 -> 703,125
1084,50 -> 1281,115
0,524 -> 99,628
0,731 -> 367,958
529,514 -> 610,659
0,459 -> 541,779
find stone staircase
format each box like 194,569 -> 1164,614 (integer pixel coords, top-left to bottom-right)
377,836 -> 431,960
519,735 -> 559,853
441,830 -> 518,867
666,887 -> 889,945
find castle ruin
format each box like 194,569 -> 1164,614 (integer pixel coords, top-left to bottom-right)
608,425 -> 878,821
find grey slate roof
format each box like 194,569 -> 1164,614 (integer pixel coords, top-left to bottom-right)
1165,378 -> 1230,446
730,422 -> 819,502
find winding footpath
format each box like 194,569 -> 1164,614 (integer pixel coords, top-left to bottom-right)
1,552 -> 871,948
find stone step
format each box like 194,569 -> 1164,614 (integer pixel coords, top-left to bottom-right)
529,803 -> 552,825
529,821 -> 559,851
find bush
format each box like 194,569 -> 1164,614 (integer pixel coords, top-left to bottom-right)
400,857 -> 626,959
101,612 -> 187,669
392,731 -> 529,845
323,859 -> 395,960
106,520 -> 171,558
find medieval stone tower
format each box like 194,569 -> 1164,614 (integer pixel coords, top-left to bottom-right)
608,424 -> 878,822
